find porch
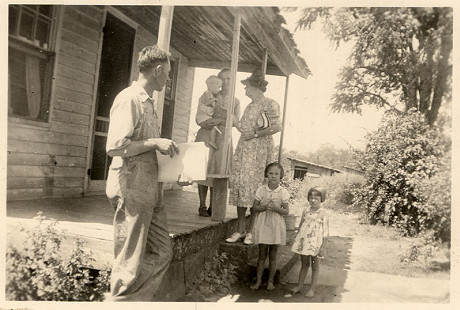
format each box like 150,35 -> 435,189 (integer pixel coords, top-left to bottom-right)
6,188 -> 298,301
6,5 -> 306,301
6,188 -> 236,266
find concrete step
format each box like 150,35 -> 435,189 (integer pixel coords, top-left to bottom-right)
155,217 -> 242,301
219,232 -> 299,284
247,244 -> 299,284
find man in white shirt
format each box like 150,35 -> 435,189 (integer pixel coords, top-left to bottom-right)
105,45 -> 179,301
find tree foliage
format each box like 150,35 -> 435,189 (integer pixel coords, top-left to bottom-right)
295,7 -> 452,125
305,143 -> 360,170
354,109 -> 450,240
279,144 -> 359,172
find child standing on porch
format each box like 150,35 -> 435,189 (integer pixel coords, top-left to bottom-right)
250,162 -> 290,291
195,75 -> 222,149
290,187 -> 329,298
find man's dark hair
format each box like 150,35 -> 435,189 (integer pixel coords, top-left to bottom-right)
137,45 -> 171,73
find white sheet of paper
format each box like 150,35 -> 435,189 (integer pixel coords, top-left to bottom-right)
157,142 -> 208,182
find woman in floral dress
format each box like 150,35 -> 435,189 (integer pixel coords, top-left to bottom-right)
226,70 -> 282,245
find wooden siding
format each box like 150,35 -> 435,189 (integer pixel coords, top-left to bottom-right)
7,5 -> 195,200
172,57 -> 194,143
130,24 -> 153,84
7,6 -> 104,200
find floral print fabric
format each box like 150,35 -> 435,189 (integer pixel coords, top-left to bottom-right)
291,210 -> 326,256
229,97 -> 281,208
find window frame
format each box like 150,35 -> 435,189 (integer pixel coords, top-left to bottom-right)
8,5 -> 58,122
164,58 -> 178,101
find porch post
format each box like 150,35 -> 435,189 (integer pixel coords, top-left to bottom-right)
212,11 -> 241,222
278,75 -> 290,162
155,6 -> 174,133
261,48 -> 268,77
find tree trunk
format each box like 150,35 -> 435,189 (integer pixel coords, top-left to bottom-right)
427,25 -> 452,126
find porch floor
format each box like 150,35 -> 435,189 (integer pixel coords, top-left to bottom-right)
6,188 -> 238,269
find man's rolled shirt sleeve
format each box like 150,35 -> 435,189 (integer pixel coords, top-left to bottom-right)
106,94 -> 138,154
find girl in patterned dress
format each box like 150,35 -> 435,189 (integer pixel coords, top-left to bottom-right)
250,162 -> 290,291
291,187 -> 329,297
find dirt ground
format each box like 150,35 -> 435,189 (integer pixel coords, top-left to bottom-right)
190,207 -> 450,303
322,209 -> 450,279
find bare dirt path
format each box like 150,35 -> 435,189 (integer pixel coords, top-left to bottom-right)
209,210 -> 450,303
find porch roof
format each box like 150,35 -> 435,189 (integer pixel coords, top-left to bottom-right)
115,5 -> 311,78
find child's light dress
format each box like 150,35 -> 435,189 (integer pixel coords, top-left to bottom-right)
291,209 -> 326,256
252,185 -> 290,245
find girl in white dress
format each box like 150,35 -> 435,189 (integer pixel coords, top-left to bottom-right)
291,187 -> 329,297
250,162 -> 290,291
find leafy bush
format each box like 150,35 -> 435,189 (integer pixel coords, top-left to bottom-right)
186,251 -> 238,300
283,173 -> 364,214
400,231 -> 449,268
6,213 -> 110,301
282,177 -> 310,203
354,110 -> 450,239
313,174 -> 364,208
412,151 -> 451,244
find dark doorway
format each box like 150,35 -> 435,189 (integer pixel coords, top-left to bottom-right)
89,13 -> 135,187
161,58 -> 178,139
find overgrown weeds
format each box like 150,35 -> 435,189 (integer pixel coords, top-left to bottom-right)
6,213 -> 110,301
185,251 -> 238,301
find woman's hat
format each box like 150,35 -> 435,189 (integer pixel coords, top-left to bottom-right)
241,70 -> 268,90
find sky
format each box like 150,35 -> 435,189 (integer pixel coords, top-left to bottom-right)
188,8 -> 384,155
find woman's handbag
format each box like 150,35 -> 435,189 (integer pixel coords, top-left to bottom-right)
257,111 -> 271,129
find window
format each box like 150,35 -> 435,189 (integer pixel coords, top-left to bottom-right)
293,167 -> 307,180
164,59 -> 177,101
8,5 -> 56,121
161,58 -> 178,139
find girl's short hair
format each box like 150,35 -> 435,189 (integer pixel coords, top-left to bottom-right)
307,187 -> 326,202
264,162 -> 284,179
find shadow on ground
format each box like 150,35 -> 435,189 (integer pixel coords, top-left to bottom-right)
213,236 -> 354,303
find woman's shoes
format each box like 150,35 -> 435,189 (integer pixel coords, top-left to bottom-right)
243,232 -> 253,245
225,232 -> 253,244
225,232 -> 246,242
198,206 -> 210,217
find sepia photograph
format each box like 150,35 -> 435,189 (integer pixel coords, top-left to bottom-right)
1,0 -> 457,308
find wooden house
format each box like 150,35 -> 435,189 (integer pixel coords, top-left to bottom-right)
287,157 -> 341,180
341,165 -> 365,177
7,5 -> 310,205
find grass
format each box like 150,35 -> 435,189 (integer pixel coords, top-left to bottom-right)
289,198 -> 450,280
